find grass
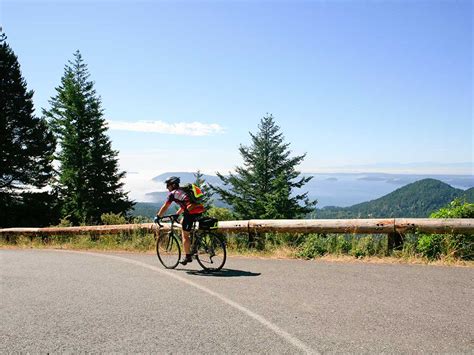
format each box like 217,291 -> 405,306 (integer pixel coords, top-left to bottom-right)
1,231 -> 473,267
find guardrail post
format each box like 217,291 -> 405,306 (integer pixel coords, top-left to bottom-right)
387,232 -> 404,253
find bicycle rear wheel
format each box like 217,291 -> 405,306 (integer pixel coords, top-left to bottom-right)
195,232 -> 226,271
156,232 -> 181,269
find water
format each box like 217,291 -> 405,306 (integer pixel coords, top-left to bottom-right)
125,171 -> 474,207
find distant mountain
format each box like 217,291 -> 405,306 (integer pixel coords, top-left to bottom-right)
151,172 -> 222,185
132,178 -> 473,219
315,179 -> 473,219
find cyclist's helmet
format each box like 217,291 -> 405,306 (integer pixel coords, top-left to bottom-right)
165,176 -> 180,185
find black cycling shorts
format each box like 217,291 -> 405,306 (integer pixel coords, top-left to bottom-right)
181,213 -> 202,232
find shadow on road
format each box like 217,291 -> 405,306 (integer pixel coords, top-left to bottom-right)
183,268 -> 261,278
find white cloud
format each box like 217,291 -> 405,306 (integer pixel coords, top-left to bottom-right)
107,119 -> 224,136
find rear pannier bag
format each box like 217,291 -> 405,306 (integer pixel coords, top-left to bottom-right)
198,217 -> 218,230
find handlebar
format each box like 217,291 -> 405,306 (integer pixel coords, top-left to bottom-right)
155,214 -> 180,228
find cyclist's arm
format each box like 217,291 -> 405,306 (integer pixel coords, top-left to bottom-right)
176,206 -> 184,215
157,201 -> 172,218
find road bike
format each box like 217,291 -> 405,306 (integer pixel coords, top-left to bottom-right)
154,214 -> 226,271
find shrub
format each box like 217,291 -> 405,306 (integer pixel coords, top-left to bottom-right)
101,212 -> 127,225
57,217 -> 73,227
335,235 -> 351,254
417,234 -> 444,259
351,236 -> 375,258
132,215 -> 152,224
445,234 -> 473,260
297,234 -> 327,259
417,200 -> 473,260
206,206 -> 235,221
430,199 -> 474,218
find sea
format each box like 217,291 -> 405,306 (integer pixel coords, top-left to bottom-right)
124,171 -> 474,208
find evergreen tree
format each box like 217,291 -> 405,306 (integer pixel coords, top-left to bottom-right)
43,51 -> 134,225
213,114 -> 316,220
0,32 -> 56,227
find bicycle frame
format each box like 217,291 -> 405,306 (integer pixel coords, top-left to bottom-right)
155,214 -> 226,271
156,214 -> 198,246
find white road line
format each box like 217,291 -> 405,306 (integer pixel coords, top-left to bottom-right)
56,249 -> 317,354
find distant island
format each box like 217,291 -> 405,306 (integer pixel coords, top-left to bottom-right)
131,178 -> 474,219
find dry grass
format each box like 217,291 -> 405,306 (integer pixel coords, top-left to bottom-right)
1,235 -> 472,267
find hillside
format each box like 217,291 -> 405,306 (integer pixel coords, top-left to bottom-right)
460,187 -> 474,202
132,178 -> 473,219
315,179 -> 472,218
130,202 -> 161,219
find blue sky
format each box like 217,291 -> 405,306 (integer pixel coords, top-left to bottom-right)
1,0 -> 472,198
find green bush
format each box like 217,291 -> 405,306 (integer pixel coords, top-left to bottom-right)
334,235 -> 351,254
297,234 -> 327,259
417,200 -> 473,260
445,234 -> 473,260
101,212 -> 127,225
57,217 -> 73,227
132,215 -> 152,224
351,236 -> 376,258
417,234 -> 444,259
206,206 -> 235,221
430,199 -> 474,218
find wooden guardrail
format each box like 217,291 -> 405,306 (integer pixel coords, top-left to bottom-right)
0,218 -> 474,250
1,218 -> 472,251
1,218 -> 472,235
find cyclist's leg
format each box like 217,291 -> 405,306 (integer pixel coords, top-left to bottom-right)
180,214 -> 193,264
189,214 -> 202,254
182,230 -> 191,255
182,213 -> 201,256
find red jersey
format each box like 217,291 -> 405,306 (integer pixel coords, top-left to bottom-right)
167,188 -> 205,214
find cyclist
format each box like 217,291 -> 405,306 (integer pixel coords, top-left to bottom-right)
155,176 -> 205,265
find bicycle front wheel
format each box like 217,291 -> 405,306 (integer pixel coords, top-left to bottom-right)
156,232 -> 181,269
195,232 -> 226,271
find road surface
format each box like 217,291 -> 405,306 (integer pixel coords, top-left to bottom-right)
1,249 -> 473,353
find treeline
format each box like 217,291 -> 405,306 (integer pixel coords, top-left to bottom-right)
1,30 -> 315,228
1,33 -> 133,227
3,29 -> 471,232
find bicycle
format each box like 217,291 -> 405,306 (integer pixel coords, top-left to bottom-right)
154,214 -> 227,271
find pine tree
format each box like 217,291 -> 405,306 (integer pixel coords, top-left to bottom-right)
0,32 -> 56,227
213,114 -> 316,220
43,51 -> 134,225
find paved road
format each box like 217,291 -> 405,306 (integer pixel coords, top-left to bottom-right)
1,249 -> 473,353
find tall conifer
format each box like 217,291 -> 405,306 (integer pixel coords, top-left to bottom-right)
213,114 -> 316,220
0,33 -> 56,227
43,51 -> 133,224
